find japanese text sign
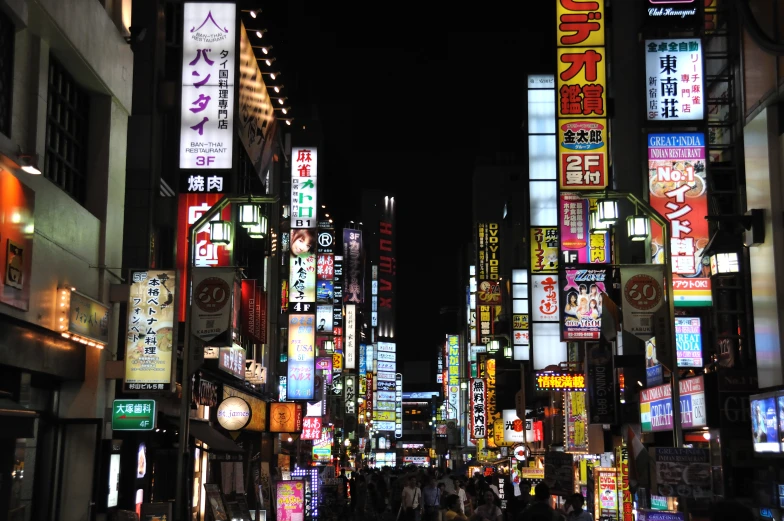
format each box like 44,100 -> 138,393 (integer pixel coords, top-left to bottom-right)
289,229 -> 317,304
557,0 -> 608,189
565,391 -> 588,453
287,314 -> 315,400
269,402 -> 303,433
291,147 -> 318,228
68,290 -> 110,345
317,254 -> 334,280
345,305 -> 356,369
276,481 -> 304,521
532,275 -> 560,322
345,375 -> 356,415
124,271 -> 176,392
648,133 -> 711,305
485,359 -> 500,447
180,3 -> 235,169
561,266 -> 609,340
531,227 -> 559,273
448,335 -> 460,422
300,417 -> 322,441
620,265 -> 666,340
112,399 -> 156,431
218,346 -> 246,380
560,193 -> 589,263
535,371 -> 586,392
343,230 -> 364,304
646,39 -> 704,121
470,378 -> 487,439
476,223 -> 501,305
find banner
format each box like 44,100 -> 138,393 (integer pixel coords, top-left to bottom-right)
191,267 -> 236,343
316,305 -> 333,334
343,229 -> 364,304
291,147 -> 318,228
586,342 -> 615,424
565,391 -> 588,453
447,335 -> 460,422
125,270 -> 176,391
476,223 -> 502,305
287,314 -> 315,399
561,266 -> 610,340
241,280 -> 262,344
345,305 -> 356,369
648,133 -> 710,305
470,378 -> 487,439
559,193 -> 589,264
620,266 -> 665,340
276,481 -> 305,521
532,275 -> 560,322
645,39 -> 704,121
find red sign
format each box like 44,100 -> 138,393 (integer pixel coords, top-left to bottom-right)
176,193 -> 232,321
317,254 -> 334,280
241,280 -> 266,344
257,286 -> 267,344
300,416 -> 322,440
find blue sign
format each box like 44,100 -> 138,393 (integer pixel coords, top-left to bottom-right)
646,364 -> 663,387
676,317 -> 702,367
359,344 -> 367,375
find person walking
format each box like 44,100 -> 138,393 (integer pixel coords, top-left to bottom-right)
422,477 -> 442,521
444,495 -> 469,521
470,490 -> 503,521
400,476 -> 422,521
455,480 -> 469,516
564,494 -> 591,521
517,483 -> 559,521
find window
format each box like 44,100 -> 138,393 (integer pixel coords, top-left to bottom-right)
0,9 -> 14,136
45,56 -> 90,203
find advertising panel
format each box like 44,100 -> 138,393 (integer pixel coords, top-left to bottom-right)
750,392 -> 779,453
191,267 -> 237,343
476,223 -> 501,305
561,266 -> 609,340
648,133 -> 710,305
676,317 -> 702,367
502,409 -> 526,444
291,147 -> 318,228
644,0 -> 700,28
640,383 -> 673,432
180,2 -> 235,169
565,391 -> 588,453
645,39 -> 704,121
535,371 -> 586,392
289,229 -> 316,305
679,375 -> 706,429
67,290 -> 111,345
276,481 -> 304,521
586,342 -> 615,424
558,119 -> 607,189
447,335 -> 460,422
287,314 -> 315,399
650,448 -> 711,498
343,230 -> 364,304
317,254 -> 334,280
470,378 -> 487,439
620,266 -> 666,340
269,402 -> 303,433
396,373 -> 403,438
125,270 -> 176,391
216,397 -> 251,431
596,468 -> 618,519
218,346 -> 246,380
532,275 -> 559,322
559,194 -> 589,264
223,386 -> 267,431
530,227 -> 559,273
316,305 -> 332,334
0,170 -> 35,311
345,305 -> 357,369
301,417 -> 321,441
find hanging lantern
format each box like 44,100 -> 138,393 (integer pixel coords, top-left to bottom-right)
248,215 -> 269,239
209,220 -> 232,244
589,210 -> 610,234
238,202 -> 260,227
597,198 -> 619,224
626,214 -> 650,242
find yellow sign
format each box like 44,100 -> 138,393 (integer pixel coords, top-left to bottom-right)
530,227 -> 559,273
556,48 -> 606,119
332,353 -> 343,371
493,419 -> 512,447
224,387 -> 268,431
124,270 -> 176,391
512,314 -> 529,330
556,0 -> 605,48
374,410 -> 395,421
535,372 -> 586,391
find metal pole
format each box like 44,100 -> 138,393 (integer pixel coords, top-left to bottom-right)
174,195 -> 278,520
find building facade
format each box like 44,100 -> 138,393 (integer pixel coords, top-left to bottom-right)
0,0 -> 133,519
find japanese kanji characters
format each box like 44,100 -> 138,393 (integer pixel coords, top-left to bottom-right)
646,39 -> 704,120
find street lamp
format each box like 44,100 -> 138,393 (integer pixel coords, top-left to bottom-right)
626,214 -> 650,242
175,194 -> 278,520
581,190 -> 682,448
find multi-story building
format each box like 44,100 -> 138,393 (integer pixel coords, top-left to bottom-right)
0,0 -> 133,519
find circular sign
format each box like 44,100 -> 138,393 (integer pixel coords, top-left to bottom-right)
194,276 -> 231,313
623,273 -> 662,311
216,397 -> 251,431
513,444 -> 527,461
318,232 -> 333,248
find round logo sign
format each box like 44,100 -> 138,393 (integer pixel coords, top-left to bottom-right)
216,397 -> 251,431
318,232 -> 333,248
623,274 -> 662,311
513,444 -> 527,461
194,276 -> 231,313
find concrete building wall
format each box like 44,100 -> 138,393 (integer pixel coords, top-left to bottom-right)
0,0 -> 132,518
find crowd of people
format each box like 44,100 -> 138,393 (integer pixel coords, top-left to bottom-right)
335,466 -> 756,521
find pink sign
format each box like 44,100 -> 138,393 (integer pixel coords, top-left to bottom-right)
559,193 -> 589,263
276,481 -> 305,521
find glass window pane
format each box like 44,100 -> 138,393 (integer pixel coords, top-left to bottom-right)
512,269 -> 528,284
527,89 -> 555,134
512,285 -> 528,299
513,299 -> 529,314
529,181 -> 557,226
529,135 -> 556,180
532,323 -> 566,370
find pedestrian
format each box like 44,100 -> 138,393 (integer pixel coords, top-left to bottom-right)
400,476 -> 422,521
444,494 -> 469,521
470,490 -> 503,521
564,494 -> 591,521
422,477 -> 442,521
455,480 -> 469,516
517,483 -> 558,521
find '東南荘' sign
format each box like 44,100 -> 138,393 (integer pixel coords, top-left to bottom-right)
112,399 -> 156,431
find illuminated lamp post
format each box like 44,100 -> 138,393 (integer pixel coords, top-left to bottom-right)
175,194 -> 278,519
580,191 -> 682,448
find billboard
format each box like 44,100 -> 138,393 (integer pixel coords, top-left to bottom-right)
289,229 -> 316,305
530,227 -> 559,273
447,335 -> 460,423
561,266 -> 609,340
343,229 -> 364,304
287,314 -> 315,399
291,147 -> 318,228
645,39 -> 704,121
676,317 -> 702,367
648,133 -> 710,305
476,223 -> 501,305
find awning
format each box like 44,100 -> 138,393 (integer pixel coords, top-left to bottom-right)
189,420 -> 243,453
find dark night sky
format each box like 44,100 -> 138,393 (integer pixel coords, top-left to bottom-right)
247,2 -> 555,359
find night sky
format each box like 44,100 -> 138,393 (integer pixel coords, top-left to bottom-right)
246,1 -> 555,359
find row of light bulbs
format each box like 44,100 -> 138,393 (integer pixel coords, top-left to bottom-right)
243,8 -> 293,126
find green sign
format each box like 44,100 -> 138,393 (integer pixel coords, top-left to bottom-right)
112,399 -> 156,431
650,495 -> 668,511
